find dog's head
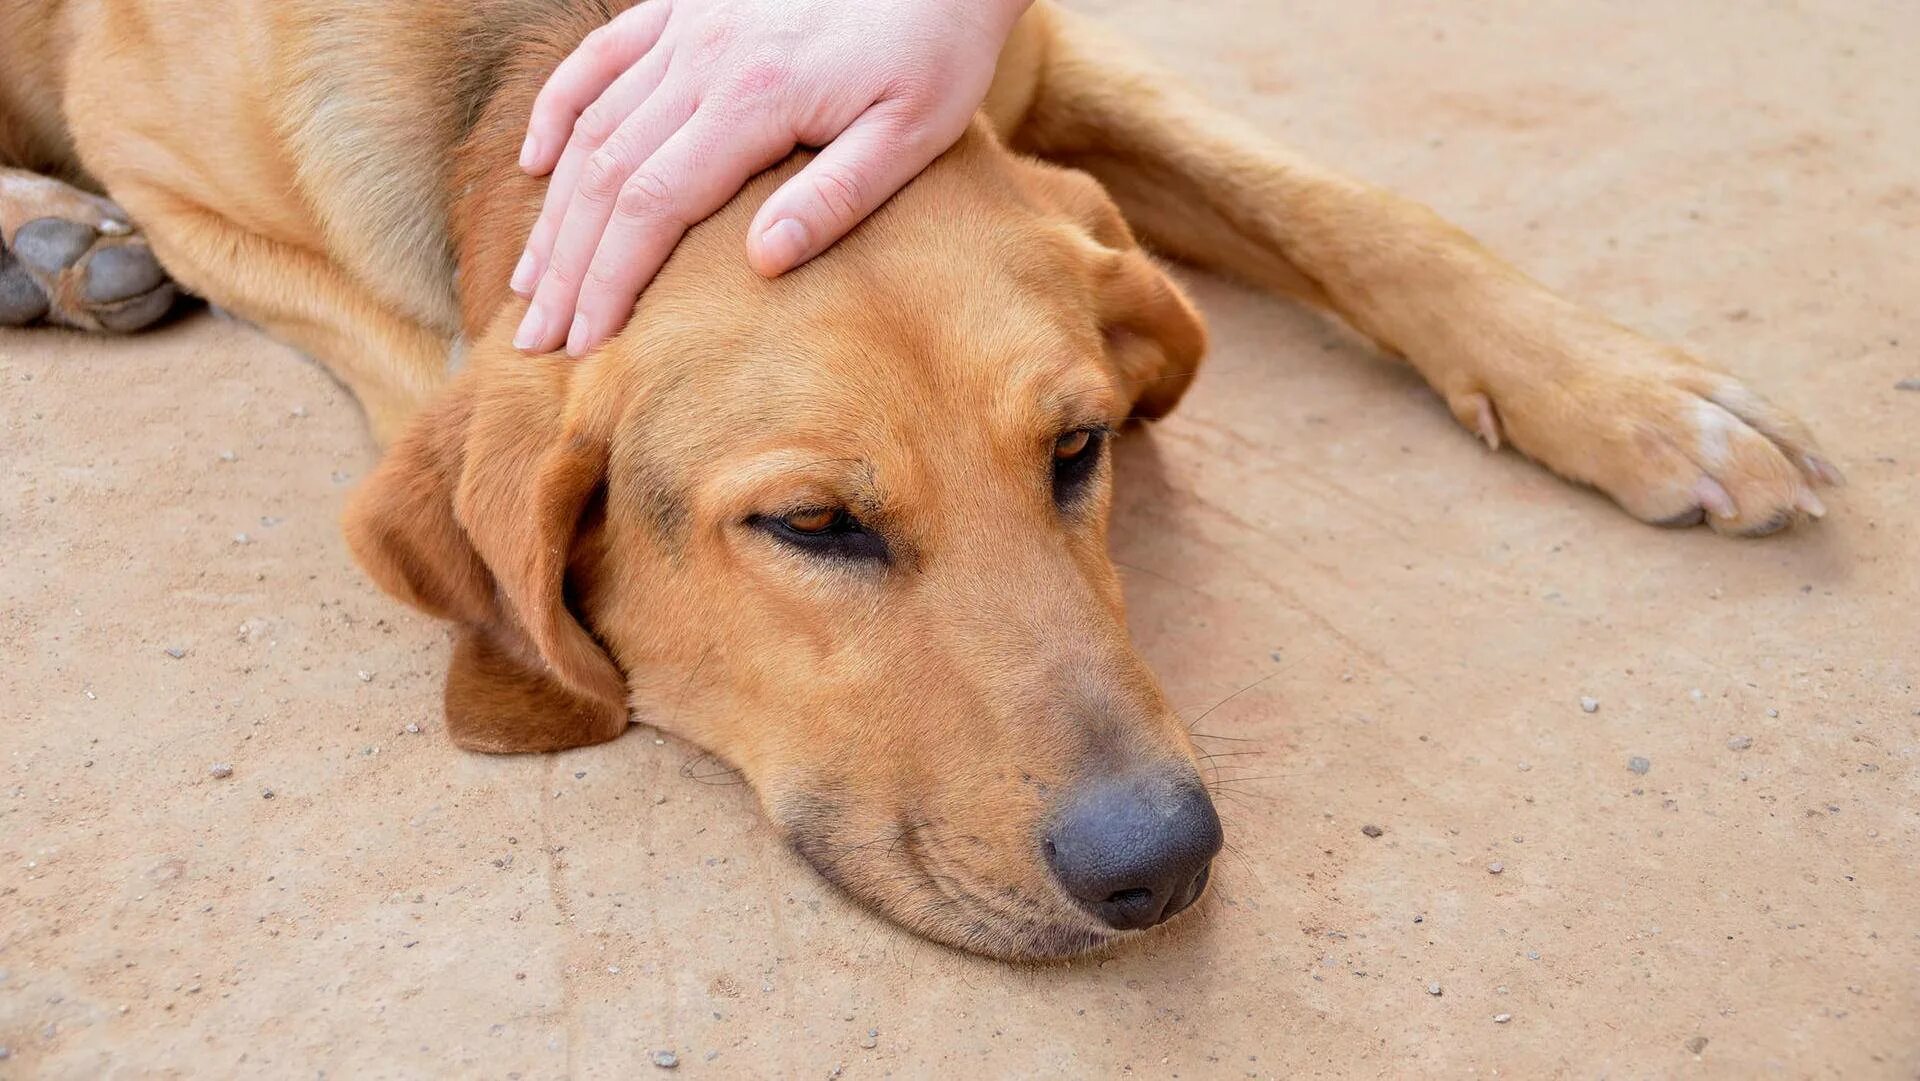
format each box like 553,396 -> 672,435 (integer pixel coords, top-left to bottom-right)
348,128 -> 1217,959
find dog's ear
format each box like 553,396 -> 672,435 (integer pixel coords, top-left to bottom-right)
1095,248 -> 1208,420
1023,161 -> 1209,420
344,357 -> 627,753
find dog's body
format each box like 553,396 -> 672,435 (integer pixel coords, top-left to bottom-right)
0,0 -> 1838,957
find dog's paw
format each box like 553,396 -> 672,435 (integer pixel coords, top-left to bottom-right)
0,170 -> 177,332
1446,324 -> 1839,537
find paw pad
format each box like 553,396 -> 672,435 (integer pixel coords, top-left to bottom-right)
1,216 -> 177,332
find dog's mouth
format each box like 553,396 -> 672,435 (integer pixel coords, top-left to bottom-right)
781,811 -> 1117,960
782,808 -> 1219,961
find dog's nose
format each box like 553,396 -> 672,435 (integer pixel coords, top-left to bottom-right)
1045,772 -> 1222,931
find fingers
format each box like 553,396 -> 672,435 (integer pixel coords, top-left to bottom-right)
564,110 -> 795,355
520,1 -> 674,176
513,47 -> 674,294
746,103 -> 949,278
515,91 -> 697,353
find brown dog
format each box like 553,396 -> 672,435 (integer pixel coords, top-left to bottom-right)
0,0 -> 1838,958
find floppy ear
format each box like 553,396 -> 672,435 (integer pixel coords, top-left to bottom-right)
343,359 -> 628,753
1098,249 -> 1209,420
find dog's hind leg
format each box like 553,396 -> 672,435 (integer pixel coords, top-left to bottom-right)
995,4 -> 1839,538
0,167 -> 178,332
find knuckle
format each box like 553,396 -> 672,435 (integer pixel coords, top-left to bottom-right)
728,55 -> 790,98
691,15 -> 738,65
615,170 -> 675,221
579,150 -> 630,199
542,258 -> 580,290
574,104 -> 620,147
809,167 -> 868,223
582,262 -> 627,295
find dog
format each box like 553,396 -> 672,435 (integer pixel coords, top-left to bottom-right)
0,0 -> 1839,959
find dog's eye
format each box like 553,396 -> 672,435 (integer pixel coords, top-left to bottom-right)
1052,426 -> 1109,506
752,507 -> 890,562
783,508 -> 839,534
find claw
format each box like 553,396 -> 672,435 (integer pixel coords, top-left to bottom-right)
1693,476 -> 1737,520
1803,455 -> 1846,487
1652,506 -> 1706,529
1451,391 -> 1502,451
1794,488 -> 1827,519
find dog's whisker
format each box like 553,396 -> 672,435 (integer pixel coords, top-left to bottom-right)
1184,668 -> 1285,732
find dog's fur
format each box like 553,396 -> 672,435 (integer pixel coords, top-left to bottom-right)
0,0 -> 1837,958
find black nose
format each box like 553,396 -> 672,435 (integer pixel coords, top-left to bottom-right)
1045,772 -> 1222,931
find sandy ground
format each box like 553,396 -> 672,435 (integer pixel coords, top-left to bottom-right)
4,0 -> 1917,1076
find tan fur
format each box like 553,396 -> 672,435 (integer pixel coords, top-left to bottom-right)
0,0 -> 1836,958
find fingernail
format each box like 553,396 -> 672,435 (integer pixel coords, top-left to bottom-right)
510,250 -> 537,295
564,314 -> 590,357
513,304 -> 546,351
519,134 -> 540,171
759,218 -> 810,274
1794,488 -> 1827,519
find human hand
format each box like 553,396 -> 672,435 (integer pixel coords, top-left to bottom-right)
512,0 -> 1034,356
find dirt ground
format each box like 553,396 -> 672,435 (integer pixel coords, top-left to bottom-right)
4,0 -> 1916,1076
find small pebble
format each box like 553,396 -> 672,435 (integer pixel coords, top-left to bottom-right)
232,532 -> 251,545
163,646 -> 187,659
404,723 -> 420,734
1579,696 -> 1599,714
859,1028 -> 878,1050
1493,1013 -> 1512,1024
261,788 -> 275,800
1526,950 -> 1540,960
1487,861 -> 1505,875
1627,756 -> 1651,775
651,1050 -> 678,1069
574,771 -> 587,780
218,450 -> 237,463
653,793 -> 668,805
1726,735 -> 1753,751
1686,1035 -> 1710,1054
1361,824 -> 1384,838
1426,982 -> 1442,996
357,670 -> 373,682
291,405 -> 310,418
1766,707 -> 1779,718
1896,377 -> 1920,391
209,763 -> 233,779
1517,761 -> 1532,772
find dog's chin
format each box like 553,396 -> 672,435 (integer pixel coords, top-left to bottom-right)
828,861 -> 1125,962
781,815 -> 1121,961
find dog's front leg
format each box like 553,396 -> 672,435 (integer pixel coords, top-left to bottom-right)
997,4 -> 1838,536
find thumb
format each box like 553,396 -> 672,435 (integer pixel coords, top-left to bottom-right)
747,104 -> 956,278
